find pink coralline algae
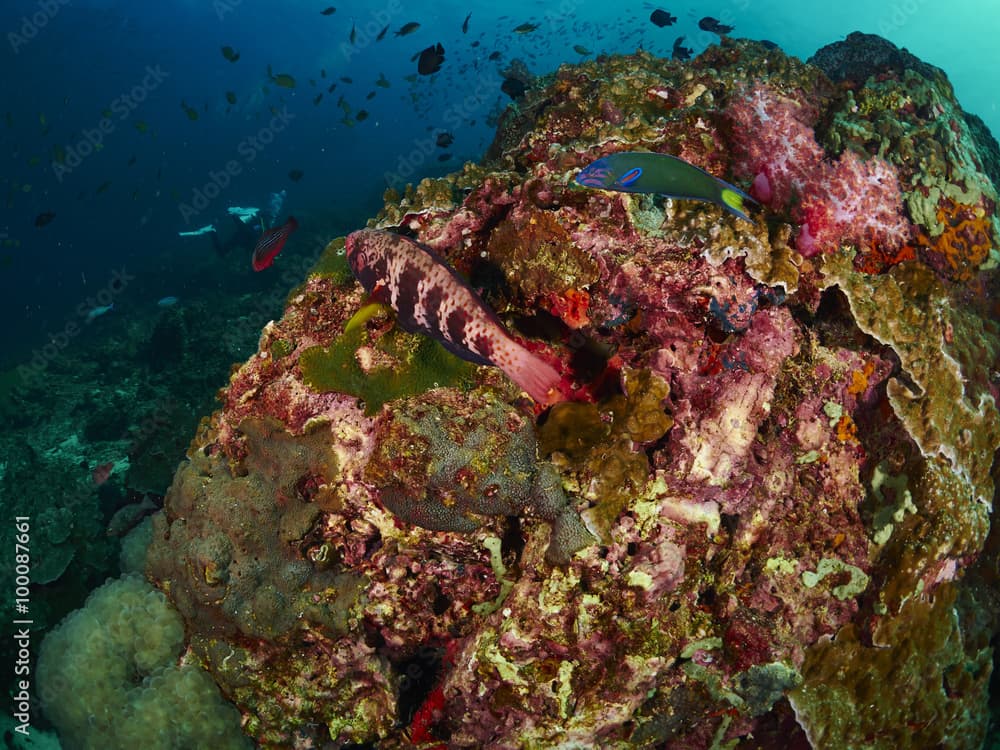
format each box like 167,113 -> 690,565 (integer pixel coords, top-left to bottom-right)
729,85 -> 912,257
141,35 -> 999,750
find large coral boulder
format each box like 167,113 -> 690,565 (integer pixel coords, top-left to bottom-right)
146,36 -> 999,748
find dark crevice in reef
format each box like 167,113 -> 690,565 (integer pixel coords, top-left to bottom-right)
392,646 -> 443,730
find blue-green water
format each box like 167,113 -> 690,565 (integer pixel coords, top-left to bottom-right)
0,0 -> 997,362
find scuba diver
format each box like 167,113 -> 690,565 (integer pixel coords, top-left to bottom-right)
212,190 -> 287,259
210,211 -> 260,258
177,191 -> 292,265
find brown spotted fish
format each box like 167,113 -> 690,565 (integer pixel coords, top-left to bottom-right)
345,229 -> 562,404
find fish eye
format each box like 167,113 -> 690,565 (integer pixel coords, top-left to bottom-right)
618,167 -> 643,187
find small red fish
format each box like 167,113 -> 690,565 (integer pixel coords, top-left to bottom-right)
92,461 -> 114,486
252,216 -> 298,271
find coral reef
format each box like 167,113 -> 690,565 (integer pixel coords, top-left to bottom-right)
812,35 -> 1000,279
133,34 -> 999,749
789,584 -> 991,748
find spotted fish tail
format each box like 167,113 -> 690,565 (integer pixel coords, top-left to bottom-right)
495,337 -> 562,405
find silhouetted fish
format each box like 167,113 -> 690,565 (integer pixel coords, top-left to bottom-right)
672,36 -> 692,60
649,9 -> 676,27
288,169 -> 304,182
221,45 -> 240,62
501,77 -> 526,99
395,22 -> 420,36
267,65 -> 296,88
417,43 -> 445,75
34,211 -> 55,227
462,12 -> 471,33
320,6 -> 336,15
699,17 -> 734,34
436,131 -> 454,147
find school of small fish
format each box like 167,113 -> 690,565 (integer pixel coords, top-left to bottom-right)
11,5 -> 741,259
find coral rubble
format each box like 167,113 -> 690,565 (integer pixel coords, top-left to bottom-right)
130,34 -> 998,749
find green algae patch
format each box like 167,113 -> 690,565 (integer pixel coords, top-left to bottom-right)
299,322 -> 477,416
764,556 -> 797,576
309,237 -> 353,282
269,339 -> 295,360
869,460 -> 916,546
471,535 -> 515,616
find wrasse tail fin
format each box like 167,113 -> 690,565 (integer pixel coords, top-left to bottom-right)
502,341 -> 562,405
718,185 -> 755,223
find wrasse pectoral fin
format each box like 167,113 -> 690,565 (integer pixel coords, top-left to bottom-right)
618,167 -> 642,187
344,301 -> 392,333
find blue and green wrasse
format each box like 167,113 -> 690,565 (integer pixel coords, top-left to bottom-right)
575,151 -> 754,222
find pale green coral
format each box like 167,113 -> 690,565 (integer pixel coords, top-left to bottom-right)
801,558 -> 870,601
37,575 -> 249,750
870,460 -> 916,546
822,400 -> 843,426
764,556 -> 798,575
